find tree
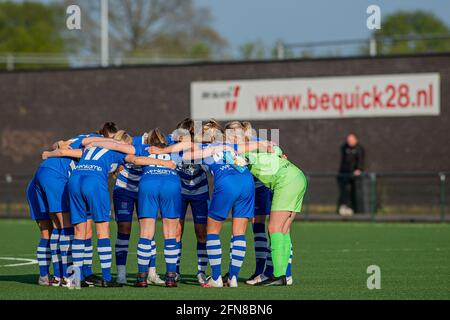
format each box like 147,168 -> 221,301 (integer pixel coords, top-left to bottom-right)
372,10 -> 450,54
0,1 -> 71,68
239,40 -> 266,60
65,0 -> 227,60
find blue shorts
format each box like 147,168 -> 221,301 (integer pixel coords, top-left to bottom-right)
33,167 -> 70,213
208,175 -> 255,222
69,174 -> 111,224
181,198 -> 208,224
254,186 -> 272,216
26,177 -> 50,221
113,188 -> 138,222
138,177 -> 181,220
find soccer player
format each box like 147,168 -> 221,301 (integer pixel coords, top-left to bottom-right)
112,132 -> 164,285
232,121 -> 307,286
226,121 -> 294,285
27,124 -> 116,286
224,121 -> 272,283
87,129 -> 181,288
153,120 -> 273,287
151,118 -> 210,285
26,178 -> 53,285
44,130 -> 171,287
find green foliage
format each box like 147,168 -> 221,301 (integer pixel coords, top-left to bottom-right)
0,1 -> 70,69
373,10 -> 450,54
239,40 -> 266,60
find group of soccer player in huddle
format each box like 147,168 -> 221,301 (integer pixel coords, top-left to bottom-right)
27,118 -> 307,288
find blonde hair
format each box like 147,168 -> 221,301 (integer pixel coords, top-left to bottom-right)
196,119 -> 224,143
147,128 -> 167,147
224,120 -> 254,142
113,130 -> 132,144
241,121 -> 254,141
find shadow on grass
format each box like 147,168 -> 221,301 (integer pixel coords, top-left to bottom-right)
122,273 -> 249,287
0,272 -> 249,288
0,273 -> 39,286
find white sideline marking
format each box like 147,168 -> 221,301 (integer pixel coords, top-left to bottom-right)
0,257 -> 38,267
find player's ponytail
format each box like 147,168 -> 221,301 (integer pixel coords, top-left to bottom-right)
113,130 -> 132,144
241,121 -> 254,142
176,118 -> 194,132
148,128 -> 167,147
99,122 -> 118,138
173,118 -> 194,142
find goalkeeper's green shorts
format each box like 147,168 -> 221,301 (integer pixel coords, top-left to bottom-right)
270,163 -> 307,213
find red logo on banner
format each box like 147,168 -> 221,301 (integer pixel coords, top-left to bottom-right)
225,85 -> 240,114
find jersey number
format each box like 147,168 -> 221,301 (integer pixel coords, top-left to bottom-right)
84,147 -> 109,160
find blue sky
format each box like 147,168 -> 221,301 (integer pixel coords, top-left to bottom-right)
196,0 -> 450,54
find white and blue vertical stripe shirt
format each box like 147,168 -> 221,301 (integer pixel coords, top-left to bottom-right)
177,163 -> 210,201
114,134 -> 146,193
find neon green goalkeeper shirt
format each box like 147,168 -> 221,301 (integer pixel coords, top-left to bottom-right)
244,146 -> 297,188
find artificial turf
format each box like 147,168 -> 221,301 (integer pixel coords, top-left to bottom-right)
0,219 -> 449,300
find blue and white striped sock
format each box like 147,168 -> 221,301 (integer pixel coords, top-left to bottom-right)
229,235 -> 246,280
37,238 -> 51,277
137,237 -> 152,273
83,238 -> 93,277
60,227 -> 74,279
197,242 -> 208,275
115,233 -> 130,267
97,238 -> 112,282
148,239 -> 156,272
49,228 -> 62,279
164,238 -> 179,273
263,248 -> 274,277
176,241 -> 182,274
206,234 -> 222,281
253,223 -> 269,275
286,244 -> 293,277
71,238 -> 85,281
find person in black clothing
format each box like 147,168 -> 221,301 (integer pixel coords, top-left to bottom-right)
337,133 -> 365,216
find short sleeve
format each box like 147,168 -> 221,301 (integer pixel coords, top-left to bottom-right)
274,146 -> 283,156
171,151 -> 184,165
68,135 -> 87,149
114,151 -> 127,166
134,144 -> 146,157
132,136 -> 143,147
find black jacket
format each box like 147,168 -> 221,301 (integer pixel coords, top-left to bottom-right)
339,143 -> 365,173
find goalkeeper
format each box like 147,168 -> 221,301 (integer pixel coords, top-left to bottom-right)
230,122 -> 307,286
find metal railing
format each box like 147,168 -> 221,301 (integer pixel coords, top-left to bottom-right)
301,172 -> 449,222
1,34 -> 450,71
1,172 -> 448,222
276,33 -> 450,59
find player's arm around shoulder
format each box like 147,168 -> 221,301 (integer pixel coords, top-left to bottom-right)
42,148 -> 82,160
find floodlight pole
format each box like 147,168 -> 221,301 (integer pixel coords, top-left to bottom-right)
101,0 -> 109,67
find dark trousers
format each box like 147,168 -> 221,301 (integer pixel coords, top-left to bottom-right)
337,175 -> 356,210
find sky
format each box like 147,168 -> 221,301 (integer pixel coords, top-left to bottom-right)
196,0 -> 450,55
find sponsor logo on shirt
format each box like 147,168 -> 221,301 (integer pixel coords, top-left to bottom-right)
76,164 -> 102,172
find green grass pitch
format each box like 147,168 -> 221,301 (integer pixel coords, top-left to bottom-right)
0,219 -> 449,300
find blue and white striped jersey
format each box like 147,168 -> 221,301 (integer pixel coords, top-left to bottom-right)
114,134 -> 146,193
176,164 -> 209,201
